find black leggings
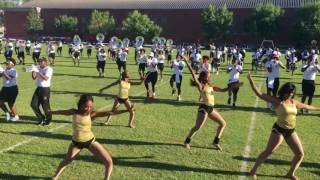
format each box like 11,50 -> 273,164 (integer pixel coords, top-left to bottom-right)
96,61 -> 106,73
228,82 -> 239,103
144,72 -> 158,93
170,74 -> 183,95
30,87 -> 52,123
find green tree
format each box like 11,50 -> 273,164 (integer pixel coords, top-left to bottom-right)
245,3 -> 284,39
54,15 -> 78,36
25,8 -> 44,33
296,2 -> 320,43
87,10 -> 115,35
121,10 -> 162,40
201,4 -> 233,40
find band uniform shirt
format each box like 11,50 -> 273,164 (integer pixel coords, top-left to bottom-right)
228,64 -> 242,83
147,57 -> 158,72
33,44 -> 41,53
119,51 -> 128,62
138,54 -> 147,64
303,64 -> 320,80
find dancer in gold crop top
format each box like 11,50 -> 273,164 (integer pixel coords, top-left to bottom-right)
52,94 -> 128,180
99,71 -> 143,128
182,56 -> 242,151
247,73 -> 320,180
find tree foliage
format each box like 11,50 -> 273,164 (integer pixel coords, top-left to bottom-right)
87,10 -> 115,35
296,2 -> 320,43
25,8 -> 44,33
201,4 -> 233,40
121,10 -> 162,39
245,3 -> 284,39
54,15 -> 78,36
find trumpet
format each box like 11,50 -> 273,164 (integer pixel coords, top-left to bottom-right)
135,36 -> 144,48
24,65 -> 39,72
96,33 -> 105,43
123,38 -> 130,49
73,35 -> 81,46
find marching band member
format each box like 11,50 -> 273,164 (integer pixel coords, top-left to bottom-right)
170,55 -> 185,101
165,45 -> 172,65
80,43 -> 84,56
227,58 -> 243,107
212,48 -> 222,75
300,59 -> 320,113
301,48 -> 309,65
68,42 -> 73,56
72,44 -> 81,66
4,40 -> 13,59
99,71 -> 141,128
247,73 -> 320,180
251,48 -> 262,71
138,49 -> 147,79
265,52 -> 286,110
157,50 -> 165,81
190,49 -> 201,74
51,95 -> 128,180
32,41 -> 41,64
183,57 -> 230,151
57,40 -> 63,56
199,56 -> 212,74
47,43 -> 56,65
134,40 -> 143,64
30,57 -> 53,126
26,40 -> 31,55
0,59 -> 19,121
14,40 -> 19,55
117,48 -> 128,73
86,42 -> 93,58
96,48 -> 107,77
17,41 -> 26,65
144,52 -> 158,98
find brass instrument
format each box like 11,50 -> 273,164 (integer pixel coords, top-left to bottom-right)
135,36 -> 144,48
96,33 -> 105,43
123,38 -> 130,49
73,35 -> 81,46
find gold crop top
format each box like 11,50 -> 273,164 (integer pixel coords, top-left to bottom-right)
200,84 -> 215,106
275,102 -> 297,129
118,80 -> 130,99
72,114 -> 95,142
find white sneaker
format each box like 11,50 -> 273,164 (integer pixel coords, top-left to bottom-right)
5,113 -> 10,121
10,115 -> 20,122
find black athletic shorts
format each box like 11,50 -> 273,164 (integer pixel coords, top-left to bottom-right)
0,85 -> 18,107
138,63 -> 146,72
158,63 -> 164,71
272,123 -> 295,138
116,96 -> 128,104
198,104 -> 214,114
72,137 -> 95,149
302,79 -> 315,97
73,52 -> 80,58
49,53 -> 55,59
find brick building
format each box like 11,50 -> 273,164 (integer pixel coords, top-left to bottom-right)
3,0 -> 319,45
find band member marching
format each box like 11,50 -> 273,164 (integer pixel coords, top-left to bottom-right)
4,40 -> 13,59
137,49 -> 147,79
47,42 -> 56,65
30,57 -> 53,126
17,41 -> 26,65
86,42 -> 93,58
144,52 -> 158,99
72,44 -> 81,66
57,40 -> 63,56
96,48 -> 107,77
170,55 -> 186,101
32,41 -> 41,64
26,40 -> 31,55
227,58 -> 243,107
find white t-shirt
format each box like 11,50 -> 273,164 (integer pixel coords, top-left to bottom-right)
36,66 -> 53,87
265,60 -> 283,78
228,64 -> 242,83
18,46 -> 25,53
2,68 -> 17,87
58,41 -> 63,47
194,53 -> 202,62
6,42 -> 13,51
138,54 -> 147,64
33,44 -> 41,53
214,51 -> 222,59
119,52 -> 128,62
73,45 -> 80,52
97,52 -> 106,62
158,55 -> 165,63
147,57 -> 158,72
200,63 -> 212,73
172,60 -> 185,76
303,64 -> 320,80
48,46 -> 55,54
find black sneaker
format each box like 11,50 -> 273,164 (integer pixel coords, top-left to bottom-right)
36,120 -> 43,126
227,98 -> 231,105
43,121 -> 51,126
232,103 -> 236,108
172,88 -> 176,96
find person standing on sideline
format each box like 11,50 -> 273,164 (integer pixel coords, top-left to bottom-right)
30,57 -> 53,126
247,73 -> 320,180
0,59 -> 19,121
51,94 -> 128,180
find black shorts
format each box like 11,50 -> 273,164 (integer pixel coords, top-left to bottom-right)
32,52 -> 40,60
138,63 -> 146,72
272,123 -> 295,138
117,97 -> 128,104
72,137 -> 95,149
198,104 -> 214,114
167,54 -> 172,61
158,63 -> 164,71
49,53 -> 55,59
302,79 -> 315,97
0,85 -> 18,107
73,52 -> 80,58
87,49 -> 92,55
118,61 -> 127,70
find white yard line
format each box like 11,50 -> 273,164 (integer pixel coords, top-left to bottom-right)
0,80 -> 168,154
239,82 -> 262,179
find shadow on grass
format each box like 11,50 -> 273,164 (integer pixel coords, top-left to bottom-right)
54,73 -> 119,80
233,155 -> 320,169
9,151 -> 243,177
0,116 -> 71,125
0,173 -> 48,179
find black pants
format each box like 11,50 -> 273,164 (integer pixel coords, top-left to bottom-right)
97,61 -> 106,73
266,77 -> 279,96
170,74 -> 183,95
117,61 -> 126,72
87,49 -> 92,57
32,52 -> 40,63
57,47 -> 62,55
31,87 -> 52,123
145,71 -> 158,93
4,50 -> 13,59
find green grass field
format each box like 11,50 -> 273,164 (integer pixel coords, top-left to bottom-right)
0,46 -> 319,180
